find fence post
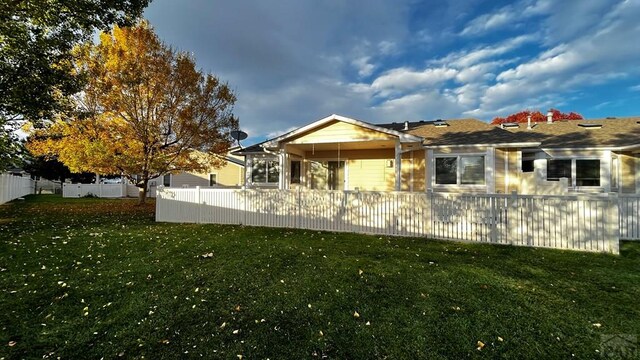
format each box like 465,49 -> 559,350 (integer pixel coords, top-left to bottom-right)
607,194 -> 620,254
196,186 -> 201,224
425,190 -> 433,238
507,191 -> 519,245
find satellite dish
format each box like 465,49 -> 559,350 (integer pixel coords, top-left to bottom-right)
230,130 -> 248,141
230,130 -> 248,148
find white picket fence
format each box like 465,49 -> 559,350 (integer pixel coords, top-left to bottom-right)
63,183 -> 127,198
156,188 -> 625,254
0,174 -> 35,205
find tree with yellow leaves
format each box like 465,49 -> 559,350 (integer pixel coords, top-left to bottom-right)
28,22 -> 238,203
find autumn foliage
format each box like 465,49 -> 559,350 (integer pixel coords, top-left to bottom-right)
27,23 -> 238,203
491,109 -> 583,125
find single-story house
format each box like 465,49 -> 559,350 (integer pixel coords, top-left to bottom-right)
234,114 -> 640,195
139,147 -> 245,197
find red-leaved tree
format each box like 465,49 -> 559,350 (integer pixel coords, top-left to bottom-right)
491,109 -> 583,125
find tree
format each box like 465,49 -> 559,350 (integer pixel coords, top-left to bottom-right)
491,109 -> 584,125
0,0 -> 151,170
22,155 -> 96,185
28,23 -> 238,204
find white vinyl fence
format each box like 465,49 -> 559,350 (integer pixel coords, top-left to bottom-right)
619,195 -> 640,240
0,174 -> 35,205
63,183 -> 127,198
157,188 -> 624,254
62,183 -> 154,198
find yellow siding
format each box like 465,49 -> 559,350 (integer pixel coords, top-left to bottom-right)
620,152 -> 636,194
289,120 -> 396,144
170,162 -> 244,187
507,149 -> 520,193
495,149 -> 507,194
412,150 -> 426,192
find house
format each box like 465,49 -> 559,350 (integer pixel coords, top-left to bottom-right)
135,148 -> 245,197
234,114 -> 640,195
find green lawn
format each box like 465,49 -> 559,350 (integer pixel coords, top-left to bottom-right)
1,195 -> 638,359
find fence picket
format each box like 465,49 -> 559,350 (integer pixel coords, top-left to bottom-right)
153,188 -> 640,254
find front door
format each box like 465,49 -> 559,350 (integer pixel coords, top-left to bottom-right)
327,161 -> 345,190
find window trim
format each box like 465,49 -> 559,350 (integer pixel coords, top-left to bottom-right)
251,156 -> 280,185
546,158 -> 602,187
162,174 -> 171,187
433,153 -> 486,187
209,173 -> 217,186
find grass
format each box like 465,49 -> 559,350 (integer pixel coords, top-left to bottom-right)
1,195 -> 639,359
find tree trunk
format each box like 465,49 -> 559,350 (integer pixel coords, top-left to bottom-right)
138,179 -> 149,205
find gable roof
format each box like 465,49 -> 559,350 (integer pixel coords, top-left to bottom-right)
263,114 -> 423,147
502,117 -> 640,149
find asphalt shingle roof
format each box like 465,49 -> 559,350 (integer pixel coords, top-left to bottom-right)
379,118 -> 523,146
502,117 -> 640,148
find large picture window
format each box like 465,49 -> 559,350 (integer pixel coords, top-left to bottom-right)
252,158 -> 280,184
547,159 -> 601,187
435,155 -> 485,185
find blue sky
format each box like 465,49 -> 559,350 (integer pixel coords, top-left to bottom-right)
144,0 -> 640,143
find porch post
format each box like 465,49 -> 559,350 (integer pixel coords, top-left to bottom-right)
426,149 -> 433,191
394,140 -> 401,191
278,150 -> 286,190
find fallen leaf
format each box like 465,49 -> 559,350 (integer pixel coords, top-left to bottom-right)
8,341 -> 16,347
353,311 -> 360,318
477,340 -> 485,351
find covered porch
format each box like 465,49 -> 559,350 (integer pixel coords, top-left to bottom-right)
239,114 -> 424,192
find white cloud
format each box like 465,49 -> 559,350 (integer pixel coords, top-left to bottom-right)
352,57 -> 376,77
629,84 -> 640,92
371,67 -> 458,94
475,0 -> 640,115
460,6 -> 515,36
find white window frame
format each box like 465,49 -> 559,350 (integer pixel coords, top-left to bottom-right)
433,153 -> 486,187
251,156 -> 280,185
162,174 -> 171,187
209,173 -> 217,186
546,158 -> 602,188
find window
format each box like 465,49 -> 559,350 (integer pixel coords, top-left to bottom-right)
460,156 -> 485,184
435,157 -> 457,184
611,156 -> 619,189
522,159 -> 534,173
290,161 -> 301,184
546,159 -> 572,182
163,174 -> 171,186
435,155 -> 485,185
547,159 -> 601,187
576,160 -> 600,186
252,158 -> 280,184
209,174 -> 217,186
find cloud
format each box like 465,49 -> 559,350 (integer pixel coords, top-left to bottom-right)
145,0 -> 640,139
474,0 -> 640,114
371,67 -> 458,94
460,5 -> 515,36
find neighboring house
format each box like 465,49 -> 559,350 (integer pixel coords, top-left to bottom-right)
234,114 -> 640,195
146,147 -> 245,195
